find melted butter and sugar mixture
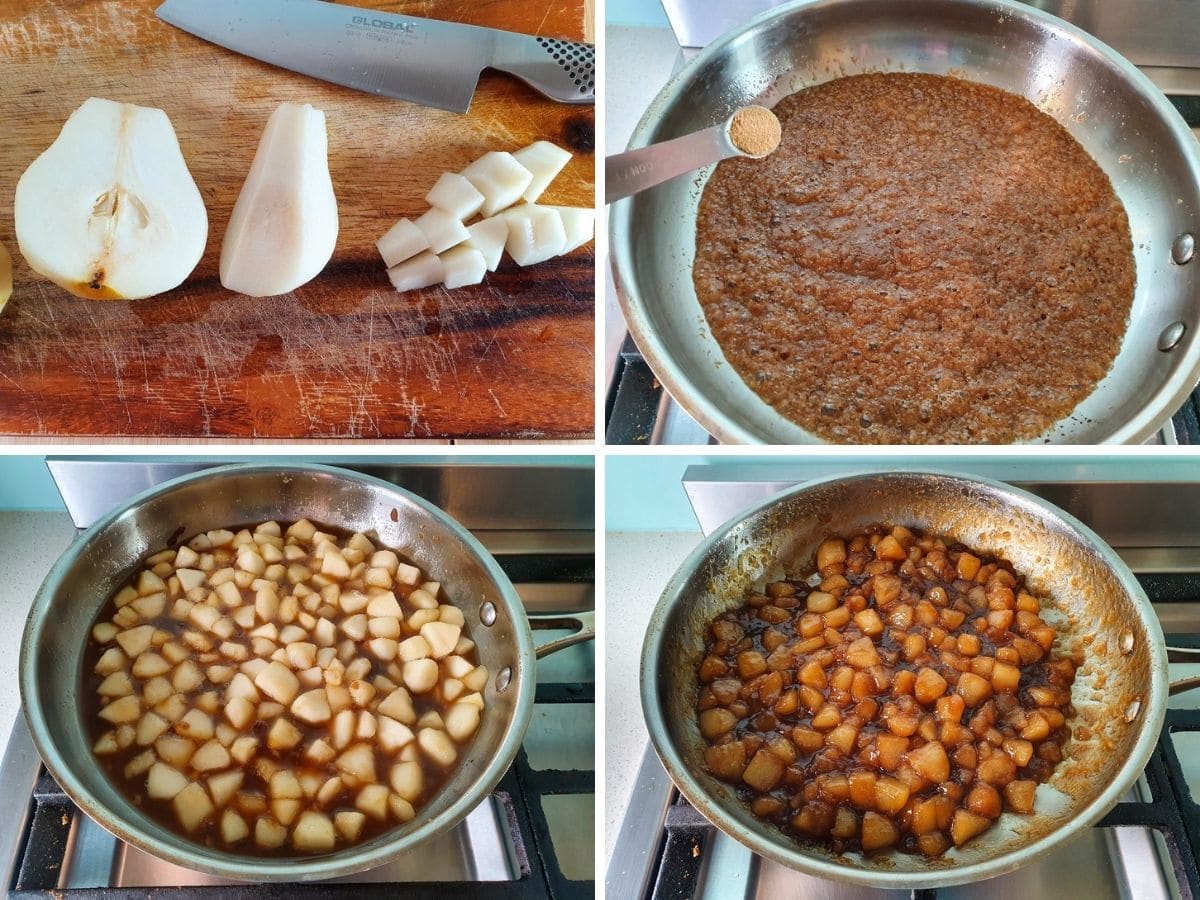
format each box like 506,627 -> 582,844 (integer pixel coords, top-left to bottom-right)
693,73 -> 1135,444
84,519 -> 488,856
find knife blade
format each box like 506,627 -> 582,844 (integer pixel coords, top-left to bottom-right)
155,0 -> 594,113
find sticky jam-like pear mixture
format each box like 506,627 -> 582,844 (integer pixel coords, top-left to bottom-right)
694,73 -> 1134,444
696,524 -> 1076,857
84,520 -> 488,855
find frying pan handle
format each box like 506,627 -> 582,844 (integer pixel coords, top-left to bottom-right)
529,610 -> 596,659
1167,645 -> 1200,696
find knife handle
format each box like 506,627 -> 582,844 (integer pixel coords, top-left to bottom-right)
492,35 -> 595,105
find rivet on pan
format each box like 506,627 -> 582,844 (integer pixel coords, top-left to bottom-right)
1119,627 -> 1135,655
1172,232 -> 1195,264
480,601 -> 497,627
1158,321 -> 1186,352
1125,697 -> 1142,722
496,666 -> 512,693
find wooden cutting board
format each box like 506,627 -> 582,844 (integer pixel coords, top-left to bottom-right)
0,0 -> 594,440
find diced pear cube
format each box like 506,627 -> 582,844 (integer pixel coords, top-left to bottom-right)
445,702 -> 482,742
155,733 -> 195,768
255,660 -> 300,704
503,204 -> 566,267
227,671 -> 260,702
403,658 -> 439,694
292,810 -> 336,851
513,141 -> 571,202
255,816 -> 288,849
94,646 -> 128,676
408,589 -> 439,610
98,670 -> 134,698
418,727 -> 457,768
369,637 -> 399,661
305,737 -> 337,765
414,207 -> 469,254
331,708 -> 356,749
317,775 -> 344,807
171,660 -> 203,693
230,735 -> 259,765
131,593 -> 166,619
549,206 -> 594,254
313,618 -> 337,647
116,625 -> 155,658
132,652 -> 171,679
124,749 -> 156,779
336,743 -> 377,784
138,569 -> 167,596
389,761 -> 423,801
220,809 -> 250,844
420,621 -> 461,659
136,711 -> 170,746
355,783 -> 390,820
340,614 -> 368,641
390,794 -> 416,822
99,695 -> 141,724
270,769 -> 303,799
377,688 -> 416,724
426,172 -> 485,220
93,731 -> 120,754
440,245 -> 486,289
387,250 -> 444,293
335,810 -> 366,842
395,562 -> 421,585
271,798 -> 301,826
348,678 -> 376,708
147,762 -> 190,800
461,151 -> 533,216
225,696 -> 256,730
291,688 -> 332,724
367,593 -> 403,618
192,739 -> 231,772
209,770 -> 245,806
378,716 -> 416,754
377,217 -> 430,267
176,708 -> 214,741
268,717 -> 303,751
356,710 -> 377,740
368,616 -> 401,639
92,621 -> 119,644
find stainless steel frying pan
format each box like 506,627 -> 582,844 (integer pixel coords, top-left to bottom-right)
19,463 -> 593,882
610,0 -> 1200,443
641,471 -> 1168,887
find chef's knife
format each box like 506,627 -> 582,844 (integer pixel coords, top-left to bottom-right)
155,0 -> 594,113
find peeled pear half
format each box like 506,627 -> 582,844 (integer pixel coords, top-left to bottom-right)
14,97 -> 207,300
220,102 -> 338,297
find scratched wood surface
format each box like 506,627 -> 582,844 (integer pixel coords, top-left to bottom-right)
0,0 -> 594,440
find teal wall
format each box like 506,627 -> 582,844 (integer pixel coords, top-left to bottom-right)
608,0 -> 669,27
0,456 -> 590,512
0,457 -> 61,509
605,453 -> 1200,532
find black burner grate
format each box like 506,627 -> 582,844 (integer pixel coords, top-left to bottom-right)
642,629 -> 1200,900
8,684 -> 593,900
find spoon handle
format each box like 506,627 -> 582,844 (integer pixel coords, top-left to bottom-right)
605,124 -> 737,204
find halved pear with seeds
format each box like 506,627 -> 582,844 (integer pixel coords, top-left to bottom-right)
14,98 -> 207,300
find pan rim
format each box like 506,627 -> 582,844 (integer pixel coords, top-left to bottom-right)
639,467 -> 1169,888
18,461 -> 536,882
609,0 -> 1200,445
